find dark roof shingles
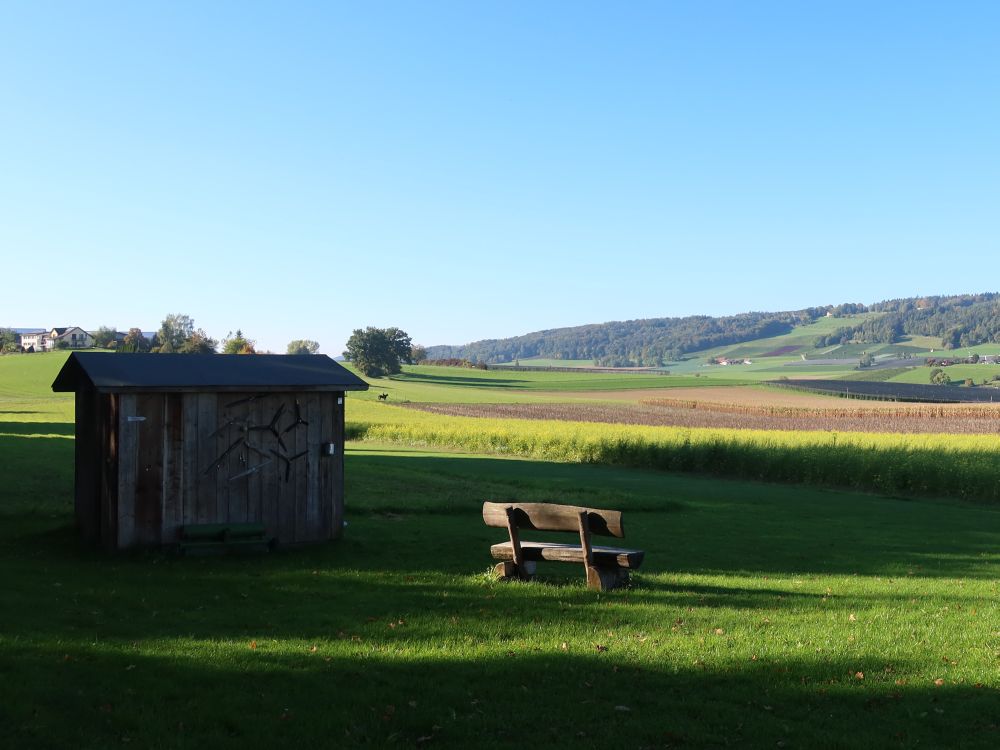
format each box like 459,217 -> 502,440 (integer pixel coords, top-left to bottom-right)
52,353 -> 369,392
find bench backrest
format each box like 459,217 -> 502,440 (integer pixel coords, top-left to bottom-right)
482,501 -> 624,538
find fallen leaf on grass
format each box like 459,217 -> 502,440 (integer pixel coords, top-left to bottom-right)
855,672 -> 864,680
934,678 -> 945,687
249,641 -> 257,650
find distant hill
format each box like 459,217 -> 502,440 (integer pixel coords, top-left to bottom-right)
426,293 -> 1000,366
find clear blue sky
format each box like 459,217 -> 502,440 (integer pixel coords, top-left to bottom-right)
2,1 -> 998,353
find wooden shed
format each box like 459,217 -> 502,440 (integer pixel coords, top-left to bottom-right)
53,353 -> 368,550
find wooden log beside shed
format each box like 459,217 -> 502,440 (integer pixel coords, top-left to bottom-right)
52,353 -> 368,550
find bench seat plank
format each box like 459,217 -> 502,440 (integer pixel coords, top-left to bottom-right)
491,541 -> 644,569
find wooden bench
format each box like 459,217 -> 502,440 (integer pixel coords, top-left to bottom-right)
178,523 -> 275,555
483,501 -> 644,591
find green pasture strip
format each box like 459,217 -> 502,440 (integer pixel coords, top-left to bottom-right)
351,364 -> 747,403
889,364 -> 1000,385
348,400 -> 1000,503
0,351 -> 72,398
838,368 -> 912,382
0,352 -> 74,423
2,434 -> 999,749
491,357 -> 595,367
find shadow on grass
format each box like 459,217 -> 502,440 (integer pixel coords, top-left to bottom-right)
4,430 -> 999,747
0,420 -> 74,435
6,640 -> 998,749
343,449 -> 1000,579
3,432 -> 999,583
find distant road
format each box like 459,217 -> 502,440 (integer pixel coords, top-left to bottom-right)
787,357 -> 915,370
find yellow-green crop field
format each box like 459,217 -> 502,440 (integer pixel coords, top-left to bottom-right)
348,398 -> 1000,503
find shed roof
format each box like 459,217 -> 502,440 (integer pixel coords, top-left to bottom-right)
53,352 -> 369,393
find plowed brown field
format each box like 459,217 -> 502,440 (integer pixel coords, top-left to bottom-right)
404,395 -> 1000,434
546,385 -> 997,409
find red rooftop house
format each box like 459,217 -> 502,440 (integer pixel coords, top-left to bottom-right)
53,353 -> 368,550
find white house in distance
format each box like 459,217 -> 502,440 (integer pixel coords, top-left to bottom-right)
20,327 -> 94,351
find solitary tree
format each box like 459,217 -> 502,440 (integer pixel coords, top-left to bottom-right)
343,327 -> 413,377
178,329 -> 218,354
287,339 -> 320,355
119,328 -> 150,353
0,327 -> 19,353
222,329 -> 256,355
930,368 -> 951,385
157,314 -> 195,352
92,326 -> 118,349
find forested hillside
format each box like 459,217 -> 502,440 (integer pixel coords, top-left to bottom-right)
427,309 -> 824,366
427,293 -> 1000,366
814,293 -> 1000,349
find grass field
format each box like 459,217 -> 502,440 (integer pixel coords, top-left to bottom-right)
3,430 -> 1000,748
3,352 -> 1000,747
888,365 -> 1000,385
357,364 -> 748,402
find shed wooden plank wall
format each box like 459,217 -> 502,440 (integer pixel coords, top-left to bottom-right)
100,394 -> 119,550
331,393 -> 345,540
100,390 -> 344,549
74,386 -> 100,543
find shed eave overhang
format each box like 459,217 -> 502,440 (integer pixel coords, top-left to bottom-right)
88,384 -> 368,394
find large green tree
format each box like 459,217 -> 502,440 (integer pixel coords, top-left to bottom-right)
0,327 -> 19,353
343,327 -> 413,377
287,339 -> 320,355
92,326 -> 118,349
221,329 -> 256,355
178,329 -> 218,354
157,314 -> 194,352
119,328 -> 150,353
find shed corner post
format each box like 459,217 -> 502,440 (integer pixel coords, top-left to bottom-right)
331,390 -> 346,539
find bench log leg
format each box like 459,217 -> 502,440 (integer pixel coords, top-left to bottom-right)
493,561 -> 536,581
585,565 -> 629,592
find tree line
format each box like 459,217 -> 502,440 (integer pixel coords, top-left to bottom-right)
0,314 -> 321,356
425,309 -> 824,366
423,292 -> 1000,366
813,293 -> 1000,350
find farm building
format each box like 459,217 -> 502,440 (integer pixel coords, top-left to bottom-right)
52,352 -> 368,550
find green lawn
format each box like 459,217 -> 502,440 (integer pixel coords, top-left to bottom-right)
3,352 -> 1000,747
3,427 -> 999,748
0,351 -> 75,422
